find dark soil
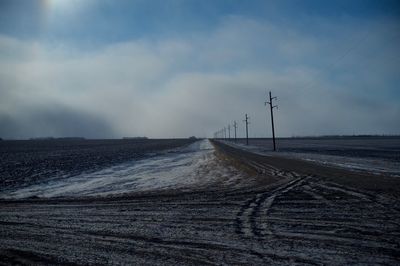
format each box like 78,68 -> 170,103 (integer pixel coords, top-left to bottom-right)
0,138 -> 196,190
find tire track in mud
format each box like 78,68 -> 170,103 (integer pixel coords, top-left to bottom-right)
233,164 -> 331,265
216,140 -> 400,264
235,170 -> 307,238
233,159 -> 400,264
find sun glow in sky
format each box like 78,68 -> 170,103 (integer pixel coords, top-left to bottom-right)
0,0 -> 399,139
41,0 -> 88,23
43,0 -> 80,9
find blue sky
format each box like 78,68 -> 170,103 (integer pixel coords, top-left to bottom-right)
0,0 -> 399,138
1,0 -> 399,43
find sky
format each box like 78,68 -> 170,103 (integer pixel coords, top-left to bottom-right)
0,0 -> 399,139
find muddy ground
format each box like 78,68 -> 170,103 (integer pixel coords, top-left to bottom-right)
0,140 -> 399,265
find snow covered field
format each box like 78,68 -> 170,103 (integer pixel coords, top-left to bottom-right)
0,138 -> 197,192
1,139 -> 399,265
1,140 -> 245,199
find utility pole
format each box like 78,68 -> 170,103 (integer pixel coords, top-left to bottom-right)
228,124 -> 231,140
265,91 -> 278,151
243,114 -> 249,145
233,121 -> 237,142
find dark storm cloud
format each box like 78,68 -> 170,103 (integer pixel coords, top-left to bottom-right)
0,105 -> 115,139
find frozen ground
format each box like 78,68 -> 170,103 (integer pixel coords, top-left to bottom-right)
222,137 -> 400,176
0,140 -> 245,199
0,138 -> 197,191
0,139 -> 399,265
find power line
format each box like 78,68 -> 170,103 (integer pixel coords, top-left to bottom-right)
302,30 -> 370,92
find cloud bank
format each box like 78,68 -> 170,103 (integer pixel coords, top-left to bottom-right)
0,16 -> 399,139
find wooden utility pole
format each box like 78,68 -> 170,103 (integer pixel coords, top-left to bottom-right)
233,121 -> 237,142
243,114 -> 249,145
265,91 -> 278,151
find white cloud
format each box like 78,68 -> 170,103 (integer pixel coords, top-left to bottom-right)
0,16 -> 399,139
